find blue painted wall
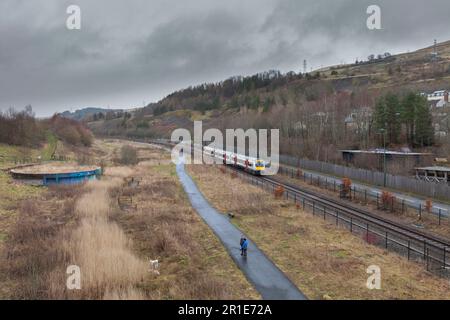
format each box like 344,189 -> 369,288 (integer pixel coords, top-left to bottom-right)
43,168 -> 102,186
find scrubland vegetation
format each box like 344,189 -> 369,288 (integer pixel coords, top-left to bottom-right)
0,140 -> 257,299
0,106 -> 93,148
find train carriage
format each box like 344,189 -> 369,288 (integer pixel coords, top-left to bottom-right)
203,146 -> 267,175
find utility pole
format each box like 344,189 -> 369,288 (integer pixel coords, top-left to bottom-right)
378,128 -> 387,187
303,60 -> 307,74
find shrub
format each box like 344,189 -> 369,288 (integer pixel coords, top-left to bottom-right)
119,145 -> 139,165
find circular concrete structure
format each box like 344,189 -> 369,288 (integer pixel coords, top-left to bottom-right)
11,162 -> 102,186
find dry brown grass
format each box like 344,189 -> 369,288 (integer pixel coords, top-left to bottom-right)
188,164 -> 450,300
61,217 -> 148,298
2,171 -> 149,300
49,171 -> 149,300
111,162 -> 259,299
1,140 -> 258,300
103,286 -> 147,300
189,165 -> 274,216
1,191 -> 81,299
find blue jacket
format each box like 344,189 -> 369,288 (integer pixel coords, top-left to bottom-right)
241,239 -> 248,250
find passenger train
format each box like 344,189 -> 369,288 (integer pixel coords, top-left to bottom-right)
203,146 -> 268,175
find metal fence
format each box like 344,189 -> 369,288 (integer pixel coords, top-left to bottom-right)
278,166 -> 449,225
0,155 -> 72,165
279,155 -> 450,201
230,168 -> 450,276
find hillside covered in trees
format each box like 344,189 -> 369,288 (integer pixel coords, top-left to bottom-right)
0,106 -> 94,148
87,40 -> 450,163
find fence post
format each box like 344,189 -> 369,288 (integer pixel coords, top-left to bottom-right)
334,180 -> 336,192
444,247 -> 447,270
302,198 -> 305,210
312,202 -> 315,215
366,224 -> 369,242
385,232 -> 388,249
376,193 -> 379,209
439,209 -> 441,225
402,200 -> 405,214
426,248 -> 429,271
364,189 -> 367,203
419,204 -> 422,220
336,211 -> 339,225
350,217 -> 353,233
423,240 -> 426,260
391,197 -> 394,213
324,207 -> 326,220
407,241 -> 410,260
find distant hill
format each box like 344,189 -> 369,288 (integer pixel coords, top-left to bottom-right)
59,107 -> 124,121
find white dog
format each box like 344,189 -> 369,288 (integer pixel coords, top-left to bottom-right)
149,259 -> 160,275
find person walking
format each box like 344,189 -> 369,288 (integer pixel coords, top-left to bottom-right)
240,237 -> 248,257
240,236 -> 245,256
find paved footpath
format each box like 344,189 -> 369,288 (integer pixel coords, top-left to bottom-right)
176,162 -> 307,300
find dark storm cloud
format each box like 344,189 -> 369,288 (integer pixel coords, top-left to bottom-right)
1,0 -> 449,116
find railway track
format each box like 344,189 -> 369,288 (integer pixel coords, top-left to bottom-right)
265,175 -> 450,248
142,139 -> 450,272
229,167 -> 450,272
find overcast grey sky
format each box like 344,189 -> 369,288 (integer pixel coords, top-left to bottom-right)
1,0 -> 449,116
